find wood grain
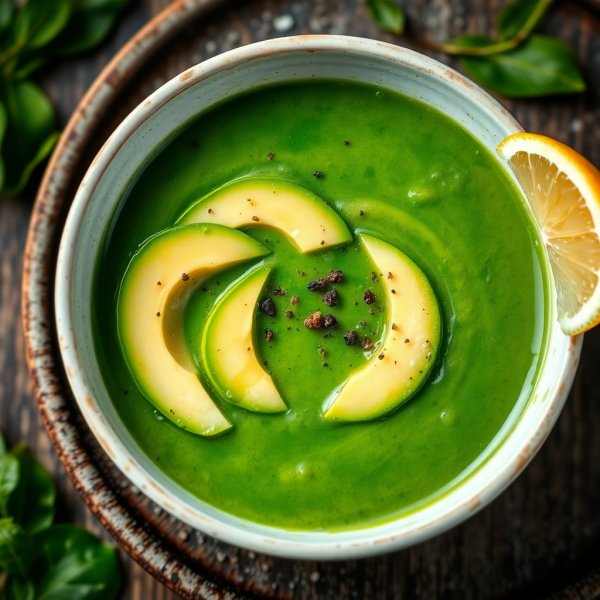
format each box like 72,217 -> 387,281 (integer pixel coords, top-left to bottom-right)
3,0 -> 600,598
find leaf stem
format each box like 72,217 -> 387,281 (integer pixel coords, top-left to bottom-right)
407,0 -> 555,57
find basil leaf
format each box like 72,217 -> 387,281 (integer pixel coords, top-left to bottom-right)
13,0 -> 71,49
13,56 -> 46,79
7,577 -> 35,600
0,0 -> 14,32
0,428 -> 7,456
4,131 -> 60,195
457,34 -> 586,97
0,454 -> 20,514
0,519 -> 34,577
2,79 -> 56,192
32,525 -> 121,600
51,0 -> 130,55
5,445 -> 55,533
366,0 -> 405,34
497,0 -> 553,41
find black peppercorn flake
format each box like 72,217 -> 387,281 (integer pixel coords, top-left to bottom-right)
307,278 -> 327,292
157,281 -> 161,286
344,330 -> 358,346
267,152 -> 274,160
327,270 -> 343,283
387,272 -> 393,279
298,270 -> 306,276
370,272 -> 377,282
208,208 -> 213,214
359,210 -> 364,216
252,215 -> 260,222
391,289 -> 396,294
291,295 -> 299,305
392,323 -> 398,331
344,140 -> 350,145
320,240 -> 325,245
265,328 -> 274,342
272,287 -> 285,296
319,348 -> 326,356
285,310 -> 294,318
156,312 -> 161,317
361,338 -> 373,350
369,308 -> 374,316
323,313 -> 338,329
304,312 -> 322,329
404,338 -> 410,343
322,362 -> 328,367
378,354 -> 385,360
182,273 -> 190,281
261,297 -> 277,317
322,288 -> 339,307
363,289 -> 376,304
313,170 -> 323,179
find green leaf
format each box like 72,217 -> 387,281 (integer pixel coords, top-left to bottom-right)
51,0 -> 130,55
0,519 -> 34,577
0,428 -> 7,457
366,0 -> 405,34
0,454 -> 20,514
457,34 -> 586,97
13,55 -> 47,79
0,0 -> 14,32
13,0 -> 71,49
1,78 -> 56,192
32,525 -> 121,600
5,446 -> 55,533
3,131 -> 60,195
497,0 -> 554,41
7,577 -> 35,600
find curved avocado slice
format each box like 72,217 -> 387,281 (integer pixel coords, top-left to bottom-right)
177,178 -> 352,253
324,234 -> 441,422
202,266 -> 287,413
117,224 -> 269,436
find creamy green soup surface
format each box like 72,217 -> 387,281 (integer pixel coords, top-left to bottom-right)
94,80 -> 548,530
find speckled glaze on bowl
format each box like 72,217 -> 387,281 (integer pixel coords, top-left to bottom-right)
53,35 -> 581,560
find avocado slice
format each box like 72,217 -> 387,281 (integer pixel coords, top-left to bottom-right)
324,234 -> 441,422
202,266 -> 287,413
177,178 -> 352,253
117,224 -> 269,436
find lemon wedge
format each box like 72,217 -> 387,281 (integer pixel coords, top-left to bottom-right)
497,133 -> 600,335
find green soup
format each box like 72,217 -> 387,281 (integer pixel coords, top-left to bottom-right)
94,81 -> 548,530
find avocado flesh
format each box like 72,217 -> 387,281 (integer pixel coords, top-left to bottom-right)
117,224 -> 269,436
177,178 -> 352,253
202,266 -> 287,413
324,234 -> 441,422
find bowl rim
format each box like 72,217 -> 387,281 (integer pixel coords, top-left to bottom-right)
53,34 -> 582,560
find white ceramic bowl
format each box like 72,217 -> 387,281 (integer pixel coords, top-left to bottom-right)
55,35 -> 581,560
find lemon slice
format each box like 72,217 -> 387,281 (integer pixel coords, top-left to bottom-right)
497,133 -> 600,335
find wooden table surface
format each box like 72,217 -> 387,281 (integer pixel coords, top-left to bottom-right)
3,0 -> 600,598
